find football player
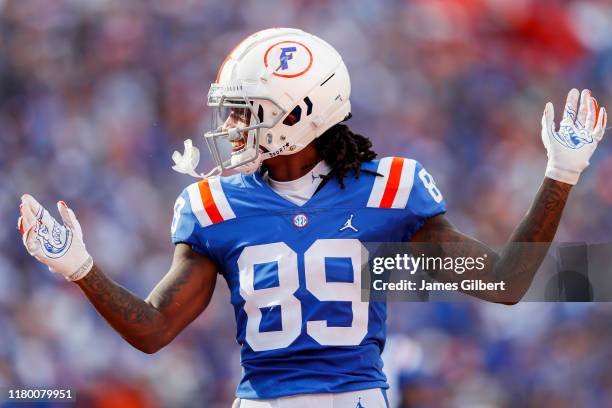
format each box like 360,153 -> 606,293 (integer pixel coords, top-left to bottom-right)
18,28 -> 607,408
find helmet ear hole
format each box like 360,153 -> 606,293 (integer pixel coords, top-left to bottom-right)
283,105 -> 302,126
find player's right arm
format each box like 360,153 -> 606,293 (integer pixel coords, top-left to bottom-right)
76,244 -> 216,353
17,195 -> 217,354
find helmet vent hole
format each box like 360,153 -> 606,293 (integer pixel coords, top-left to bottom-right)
282,105 -> 302,126
257,105 -> 264,123
304,97 -> 313,115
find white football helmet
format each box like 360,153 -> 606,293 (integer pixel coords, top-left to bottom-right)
189,28 -> 351,176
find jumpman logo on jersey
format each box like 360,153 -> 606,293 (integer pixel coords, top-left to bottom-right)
339,214 -> 358,232
311,172 -> 324,183
356,397 -> 365,408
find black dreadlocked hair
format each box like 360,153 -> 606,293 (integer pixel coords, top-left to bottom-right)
314,123 -> 378,189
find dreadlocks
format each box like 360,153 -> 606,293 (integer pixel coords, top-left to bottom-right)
314,123 -> 378,188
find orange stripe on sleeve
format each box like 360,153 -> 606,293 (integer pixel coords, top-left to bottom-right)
198,179 -> 224,224
379,157 -> 404,208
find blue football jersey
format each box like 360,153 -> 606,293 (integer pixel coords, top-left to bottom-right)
170,157 -> 446,399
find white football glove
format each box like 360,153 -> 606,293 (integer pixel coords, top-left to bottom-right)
541,88 -> 607,185
18,194 -> 93,281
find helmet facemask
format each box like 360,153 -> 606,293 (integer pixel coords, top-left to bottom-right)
205,83 -> 286,174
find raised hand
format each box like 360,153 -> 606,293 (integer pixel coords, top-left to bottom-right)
541,88 -> 607,185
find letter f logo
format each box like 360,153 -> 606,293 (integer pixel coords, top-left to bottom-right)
279,47 -> 297,70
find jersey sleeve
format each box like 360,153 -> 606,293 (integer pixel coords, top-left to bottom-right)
401,160 -> 447,240
407,160 -> 447,221
170,188 -> 212,258
365,157 -> 446,239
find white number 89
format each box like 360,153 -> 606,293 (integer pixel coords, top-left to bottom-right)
237,239 -> 369,351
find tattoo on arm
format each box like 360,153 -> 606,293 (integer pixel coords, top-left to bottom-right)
75,245 -> 216,352
146,268 -> 193,310
412,178 -> 572,303
512,178 -> 571,242
76,264 -> 168,350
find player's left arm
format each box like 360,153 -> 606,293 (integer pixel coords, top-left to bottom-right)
411,88 -> 607,303
411,179 -> 569,304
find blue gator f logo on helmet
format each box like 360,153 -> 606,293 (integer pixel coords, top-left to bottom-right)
279,47 -> 297,70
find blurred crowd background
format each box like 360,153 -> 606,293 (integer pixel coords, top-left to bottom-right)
1,0 -> 612,407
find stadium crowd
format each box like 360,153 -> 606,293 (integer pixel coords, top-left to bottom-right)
1,0 -> 612,406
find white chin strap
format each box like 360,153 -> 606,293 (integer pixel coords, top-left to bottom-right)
231,148 -> 274,175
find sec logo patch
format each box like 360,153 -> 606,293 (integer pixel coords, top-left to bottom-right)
264,41 -> 313,78
292,213 -> 309,228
